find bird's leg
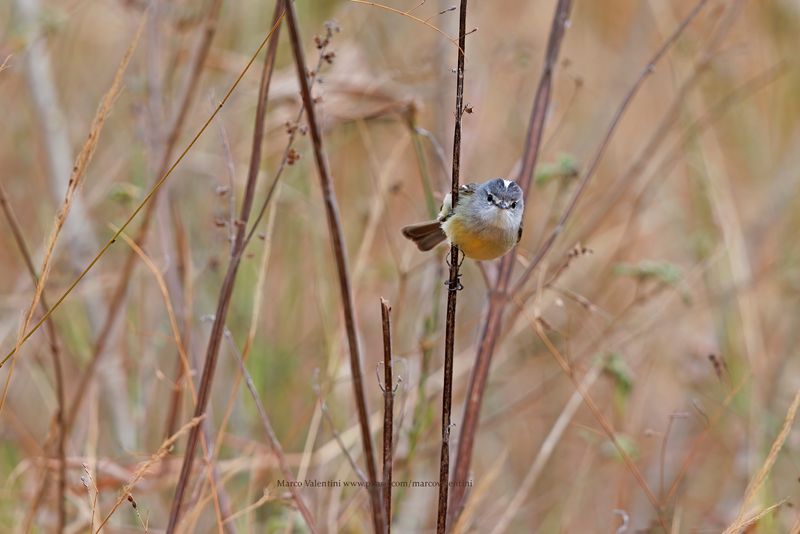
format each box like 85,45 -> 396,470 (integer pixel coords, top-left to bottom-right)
444,247 -> 464,291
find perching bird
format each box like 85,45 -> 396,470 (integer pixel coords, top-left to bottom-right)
402,178 -> 524,261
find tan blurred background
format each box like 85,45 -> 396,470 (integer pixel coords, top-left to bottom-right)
1,0 -> 799,532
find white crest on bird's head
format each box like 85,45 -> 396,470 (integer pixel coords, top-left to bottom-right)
482,178 -> 523,209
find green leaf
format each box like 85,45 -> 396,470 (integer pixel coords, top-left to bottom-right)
107,182 -> 141,205
602,352 -> 634,399
535,152 -> 579,186
613,259 -> 692,304
600,433 -> 640,461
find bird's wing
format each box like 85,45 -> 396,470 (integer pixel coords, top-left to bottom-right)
517,222 -> 523,244
437,183 -> 480,221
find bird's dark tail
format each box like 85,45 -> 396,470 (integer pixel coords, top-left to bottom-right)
401,220 -> 447,251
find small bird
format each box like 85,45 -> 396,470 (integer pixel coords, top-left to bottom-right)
402,178 -> 524,261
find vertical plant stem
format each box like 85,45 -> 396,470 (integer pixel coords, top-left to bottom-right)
450,0 -> 707,520
283,3 -> 384,532
450,4 -> 572,518
165,5 -> 285,531
512,0 -> 711,292
380,298 -> 394,532
0,184 -> 66,532
221,328 -> 318,532
437,2 -> 468,532
63,0 -> 224,437
448,0 -> 571,519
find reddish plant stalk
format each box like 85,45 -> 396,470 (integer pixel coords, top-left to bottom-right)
448,0 -> 572,520
283,2 -> 385,532
63,0 -> 224,435
449,0 -> 710,523
165,4 -> 285,531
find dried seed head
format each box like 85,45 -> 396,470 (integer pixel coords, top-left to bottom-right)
324,20 -> 341,34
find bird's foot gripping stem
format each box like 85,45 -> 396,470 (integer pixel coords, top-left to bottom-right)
444,247 -> 465,291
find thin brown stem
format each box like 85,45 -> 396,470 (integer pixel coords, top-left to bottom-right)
449,0 -> 710,522
531,320 -> 669,532
380,298 -> 394,533
319,397 -> 368,483
448,0 -> 572,519
220,326 -> 318,532
61,0 -> 224,435
513,0 -> 710,293
437,1 -> 468,532
283,3 -> 384,532
0,183 -> 66,532
165,5 -> 285,531
209,29 -> 333,496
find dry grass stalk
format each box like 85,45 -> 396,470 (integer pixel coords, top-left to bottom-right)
722,390 -> 800,534
1,182 -> 67,532
723,499 -> 787,534
284,2 -> 384,531
512,0 -> 711,291
94,415 -> 204,533
63,0 -> 225,437
117,231 -> 195,402
0,10 -> 146,413
166,4 -> 286,531
489,359 -> 604,534
790,514 -> 800,534
222,489 -> 274,525
3,11 -> 147,493
1,0 -> 278,442
117,230 -> 232,533
531,317 -> 669,531
349,0 -> 461,49
450,451 -> 507,534
448,0 -> 572,517
210,180 -> 280,461
450,0 -> 710,521
224,326 -> 318,532
664,375 -> 749,505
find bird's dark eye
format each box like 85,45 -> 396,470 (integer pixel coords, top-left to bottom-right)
487,193 -> 494,203
511,201 -> 517,209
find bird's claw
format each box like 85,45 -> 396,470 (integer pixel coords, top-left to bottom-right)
445,274 -> 464,291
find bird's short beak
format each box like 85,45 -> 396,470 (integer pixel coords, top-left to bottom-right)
498,201 -> 510,209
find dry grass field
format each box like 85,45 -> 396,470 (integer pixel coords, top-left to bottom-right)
1,0 -> 800,532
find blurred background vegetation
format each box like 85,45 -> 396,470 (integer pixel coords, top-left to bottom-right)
1,0 -> 799,531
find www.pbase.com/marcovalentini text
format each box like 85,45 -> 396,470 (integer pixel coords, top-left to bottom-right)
277,479 -> 473,488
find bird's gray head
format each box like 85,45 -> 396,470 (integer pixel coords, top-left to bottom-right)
480,178 -> 524,211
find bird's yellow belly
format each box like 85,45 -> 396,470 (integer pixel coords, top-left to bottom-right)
442,217 -> 515,260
